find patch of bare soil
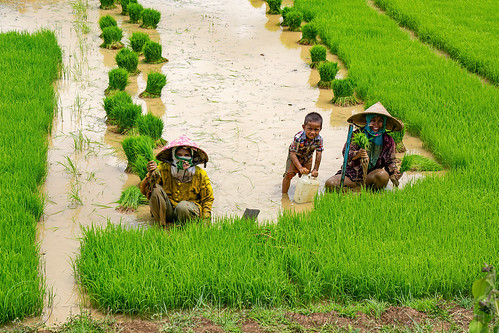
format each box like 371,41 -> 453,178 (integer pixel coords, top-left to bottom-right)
114,320 -> 160,333
191,318 -> 224,333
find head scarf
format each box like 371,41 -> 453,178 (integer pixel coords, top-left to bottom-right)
170,147 -> 196,183
363,114 -> 386,146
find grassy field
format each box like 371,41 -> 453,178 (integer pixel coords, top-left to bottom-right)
76,0 -> 498,315
372,0 -> 499,85
0,31 -> 61,324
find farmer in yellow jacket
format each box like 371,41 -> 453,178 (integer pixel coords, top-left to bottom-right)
140,135 -> 214,225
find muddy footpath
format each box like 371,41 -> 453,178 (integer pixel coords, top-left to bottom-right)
0,0 -> 437,327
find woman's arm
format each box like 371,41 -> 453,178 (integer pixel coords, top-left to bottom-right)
199,170 -> 214,219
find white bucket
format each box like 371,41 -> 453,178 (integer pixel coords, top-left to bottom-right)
293,174 -> 320,203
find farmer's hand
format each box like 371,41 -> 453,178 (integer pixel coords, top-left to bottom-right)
147,161 -> 157,173
392,169 -> 402,180
357,149 -> 368,159
311,170 -> 319,177
299,167 -> 309,175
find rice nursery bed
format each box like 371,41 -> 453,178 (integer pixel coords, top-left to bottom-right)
73,0 -> 499,316
0,31 -> 61,324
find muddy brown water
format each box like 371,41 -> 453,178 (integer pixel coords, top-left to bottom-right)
0,0 -> 437,327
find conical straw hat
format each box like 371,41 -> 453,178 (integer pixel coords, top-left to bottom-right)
156,134 -> 209,166
347,102 -> 404,132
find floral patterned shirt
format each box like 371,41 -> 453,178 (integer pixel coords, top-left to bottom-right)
289,131 -> 324,162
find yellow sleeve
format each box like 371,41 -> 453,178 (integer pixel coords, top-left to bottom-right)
198,168 -> 214,219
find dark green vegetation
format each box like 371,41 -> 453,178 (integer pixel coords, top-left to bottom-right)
103,90 -> 132,121
121,135 -> 155,176
141,8 -> 161,29
309,44 -> 326,68
331,78 -> 358,106
286,10 -> 303,31
373,0 -> 499,85
143,41 -> 167,63
0,31 -> 61,324
115,48 -> 139,75
140,71 -> 167,98
100,26 -> 123,49
127,3 -> 143,24
317,61 -> 338,88
400,154 -> 443,173
114,103 -> 142,133
106,68 -> 128,94
98,15 -> 117,32
120,0 -> 137,15
299,23 -> 318,45
280,7 -> 293,27
129,32 -> 149,53
137,113 -> 164,141
266,0 -> 282,15
99,0 -> 115,10
117,186 -> 148,212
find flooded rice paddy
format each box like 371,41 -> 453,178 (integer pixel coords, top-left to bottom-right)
0,0 -> 436,326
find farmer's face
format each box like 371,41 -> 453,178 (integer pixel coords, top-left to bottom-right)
302,121 -> 322,140
369,115 -> 384,133
176,148 -> 192,158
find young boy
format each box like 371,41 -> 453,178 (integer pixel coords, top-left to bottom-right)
282,112 -> 323,193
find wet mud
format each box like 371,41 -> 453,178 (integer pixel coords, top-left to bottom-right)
0,0 -> 440,327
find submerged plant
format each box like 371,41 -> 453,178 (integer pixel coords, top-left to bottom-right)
129,32 -> 150,53
310,45 -> 327,68
317,61 -> 339,88
266,0 -> 282,14
103,91 -> 132,120
114,103 -> 142,133
143,41 -> 168,63
105,68 -> 128,95
120,0 -> 137,15
141,8 -> 161,29
331,78 -> 359,106
400,154 -> 443,173
98,15 -> 117,32
117,186 -> 148,212
286,10 -> 303,31
100,26 -> 124,49
137,113 -> 164,141
115,48 -> 139,75
99,0 -> 115,10
299,23 -> 318,45
140,72 -> 167,98
128,3 -> 143,23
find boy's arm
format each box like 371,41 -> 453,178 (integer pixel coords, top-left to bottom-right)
290,151 -> 308,174
311,150 -> 322,177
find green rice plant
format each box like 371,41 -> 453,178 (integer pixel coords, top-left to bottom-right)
120,0 -> 137,15
140,72 -> 167,98
100,26 -> 124,49
286,10 -> 303,31
115,48 -> 139,75
400,154 -> 443,173
266,0 -> 282,15
129,32 -> 150,53
317,61 -> 338,88
131,155 -> 150,180
98,15 -> 117,32
103,90 -> 132,120
143,41 -> 168,64
310,45 -> 327,68
99,0 -> 115,10
299,23 -> 318,45
331,78 -> 359,106
117,186 -> 148,212
105,68 -> 128,95
121,135 -> 155,171
137,113 -> 164,141
280,7 -> 293,26
387,126 -> 406,152
127,3 -> 143,24
114,103 -> 142,133
352,132 -> 370,183
141,8 -> 161,29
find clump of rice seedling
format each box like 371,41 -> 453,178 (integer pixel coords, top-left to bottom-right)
281,7 -> 293,26
99,0 -> 115,10
114,103 -> 142,133
286,10 -> 303,31
143,41 -> 168,64
129,32 -> 149,54
137,113 -> 164,141
331,78 -> 359,106
120,0 -> 137,15
121,135 -> 155,172
141,8 -> 161,29
400,154 -> 443,173
310,45 -> 327,68
266,0 -> 282,14
352,131 -> 370,185
317,61 -> 339,88
299,23 -> 318,45
301,8 -> 315,22
100,26 -> 124,49
105,68 -> 128,95
140,72 -> 167,98
103,90 -> 132,121
132,155 -> 150,180
127,3 -> 143,23
117,186 -> 148,212
98,15 -> 117,32
388,126 -> 406,152
115,48 -> 140,75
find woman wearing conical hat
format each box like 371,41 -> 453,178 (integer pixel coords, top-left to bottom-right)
140,134 -> 214,225
325,102 -> 403,191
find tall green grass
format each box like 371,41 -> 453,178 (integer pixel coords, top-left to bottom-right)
0,31 -> 61,324
372,0 -> 499,85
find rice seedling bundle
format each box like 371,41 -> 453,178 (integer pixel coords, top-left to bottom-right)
400,154 -> 443,173
141,8 -> 161,29
127,3 -> 143,23
137,113 -> 164,141
280,7 -> 293,26
107,67 -> 128,92
115,48 -> 139,75
352,132 -> 370,184
143,41 -> 167,64
121,135 -> 155,172
103,90 -> 132,120
114,103 -> 142,133
310,45 -> 326,68
317,61 -> 338,88
266,0 -> 282,15
120,0 -> 137,15
99,0 -> 115,10
286,10 -> 303,31
141,71 -> 167,98
299,23 -> 318,45
98,15 -> 117,31
129,32 -> 150,53
101,26 -> 123,49
117,186 -> 148,212
331,78 -> 358,106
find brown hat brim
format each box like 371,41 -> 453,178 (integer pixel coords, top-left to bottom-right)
347,102 -> 404,132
